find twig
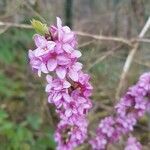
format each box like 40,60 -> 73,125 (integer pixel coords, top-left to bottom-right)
115,17 -> 150,100
0,21 -> 32,29
0,22 -> 131,47
75,31 -> 132,47
0,21 -> 150,47
136,38 -> 150,43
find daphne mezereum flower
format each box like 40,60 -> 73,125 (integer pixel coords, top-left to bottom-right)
125,136 -> 142,150
28,17 -> 93,150
90,72 -> 150,150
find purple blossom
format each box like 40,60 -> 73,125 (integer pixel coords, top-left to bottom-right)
28,17 -> 93,150
55,119 -> 88,150
89,135 -> 107,150
90,72 -> 150,150
125,136 -> 142,150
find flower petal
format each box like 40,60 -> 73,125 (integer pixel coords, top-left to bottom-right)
33,34 -> 46,47
56,67 -> 67,79
72,62 -> 83,71
63,80 -> 71,88
53,93 -> 62,102
41,63 -> 48,73
34,48 -> 45,57
47,41 -> 56,51
38,70 -> 41,77
47,59 -> 57,71
28,50 -> 34,59
57,55 -> 70,65
45,84 -> 52,92
46,75 -> 52,83
62,26 -> 71,33
65,109 -> 72,117
68,69 -> 79,81
63,33 -> 74,43
63,93 -> 71,102
56,17 -> 62,29
62,44 -> 74,53
71,50 -> 82,58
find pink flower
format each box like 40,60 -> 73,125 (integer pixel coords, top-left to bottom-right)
55,119 -> 88,150
125,136 -> 142,150
98,117 -> 115,138
90,72 -> 150,150
45,75 -> 71,107
50,17 -> 77,48
33,34 -> 56,57
29,17 -> 93,150
89,135 -> 107,150
28,49 -> 48,76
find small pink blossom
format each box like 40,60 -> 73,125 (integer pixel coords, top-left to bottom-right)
125,136 -> 142,150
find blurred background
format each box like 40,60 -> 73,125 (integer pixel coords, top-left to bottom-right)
0,0 -> 150,149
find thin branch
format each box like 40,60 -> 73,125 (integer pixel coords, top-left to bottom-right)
75,31 -> 132,47
0,21 -> 150,46
0,21 -> 32,29
115,17 -> 150,100
135,38 -> 150,43
0,22 -> 131,47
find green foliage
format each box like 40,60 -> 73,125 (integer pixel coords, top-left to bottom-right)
0,109 -> 56,150
27,114 -> 42,130
0,28 -> 34,99
0,28 -> 56,150
0,28 -> 34,65
0,72 -> 25,98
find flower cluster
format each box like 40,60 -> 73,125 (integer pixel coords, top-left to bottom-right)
28,17 -> 93,150
125,136 -> 142,150
90,72 -> 150,150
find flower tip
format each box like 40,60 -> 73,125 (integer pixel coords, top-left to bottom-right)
56,17 -> 62,28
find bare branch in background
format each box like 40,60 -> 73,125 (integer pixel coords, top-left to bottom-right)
0,21 -> 150,46
0,22 -> 32,29
116,17 -> 150,100
75,31 -> 132,47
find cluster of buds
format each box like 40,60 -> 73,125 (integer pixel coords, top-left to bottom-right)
28,17 -> 93,150
90,72 -> 150,150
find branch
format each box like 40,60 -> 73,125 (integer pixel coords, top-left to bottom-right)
0,21 -> 32,29
0,21 -> 132,46
75,31 -> 132,47
115,17 -> 150,100
0,21 -> 150,46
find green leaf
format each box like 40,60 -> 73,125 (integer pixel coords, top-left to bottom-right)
27,114 -> 42,130
0,109 -> 8,121
31,19 -> 48,35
